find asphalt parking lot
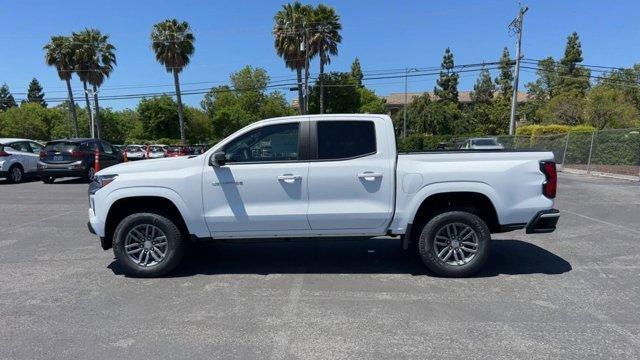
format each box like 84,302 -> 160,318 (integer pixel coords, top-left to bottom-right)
0,173 -> 639,359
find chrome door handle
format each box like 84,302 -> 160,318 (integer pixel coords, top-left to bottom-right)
357,171 -> 383,181
277,174 -> 302,183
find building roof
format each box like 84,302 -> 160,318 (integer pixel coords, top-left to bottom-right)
383,91 -> 529,107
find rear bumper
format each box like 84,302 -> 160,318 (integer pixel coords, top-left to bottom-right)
38,169 -> 85,178
526,209 -> 560,234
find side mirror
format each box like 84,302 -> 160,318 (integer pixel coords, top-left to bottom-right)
210,151 -> 226,167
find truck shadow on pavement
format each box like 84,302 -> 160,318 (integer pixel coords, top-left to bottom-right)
109,238 -> 572,278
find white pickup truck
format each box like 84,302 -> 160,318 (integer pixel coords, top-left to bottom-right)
88,114 -> 559,277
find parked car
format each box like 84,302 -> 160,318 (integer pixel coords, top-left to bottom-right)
165,146 -> 187,157
0,138 -> 45,183
124,145 -> 145,161
88,114 -> 559,278
461,137 -> 505,150
146,145 -> 166,159
38,138 -> 122,183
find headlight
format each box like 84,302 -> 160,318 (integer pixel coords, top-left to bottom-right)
90,174 -> 118,195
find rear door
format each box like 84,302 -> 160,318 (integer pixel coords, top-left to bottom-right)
307,118 -> 394,233
98,142 -> 118,168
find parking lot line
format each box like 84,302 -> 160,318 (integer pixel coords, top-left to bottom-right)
0,210 -> 81,233
563,209 -> 640,235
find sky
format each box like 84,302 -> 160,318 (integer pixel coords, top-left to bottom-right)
1,0 -> 639,110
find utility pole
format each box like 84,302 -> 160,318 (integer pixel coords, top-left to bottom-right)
508,4 -> 528,135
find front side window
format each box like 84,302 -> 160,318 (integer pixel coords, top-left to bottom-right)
225,123 -> 299,163
317,121 -> 376,160
100,142 -> 114,154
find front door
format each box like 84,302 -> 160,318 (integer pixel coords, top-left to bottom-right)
202,121 -> 310,236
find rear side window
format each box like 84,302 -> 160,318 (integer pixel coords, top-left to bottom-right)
45,142 -> 79,152
9,142 -> 30,152
317,121 -> 376,160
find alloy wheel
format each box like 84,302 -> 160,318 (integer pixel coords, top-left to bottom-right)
124,224 -> 169,267
433,222 -> 479,266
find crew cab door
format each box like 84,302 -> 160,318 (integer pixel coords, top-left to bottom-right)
202,121 -> 310,236
307,118 -> 394,233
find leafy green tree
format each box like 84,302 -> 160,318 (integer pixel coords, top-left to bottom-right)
584,84 -> 638,129
0,84 -> 17,111
151,19 -> 195,145
392,93 -> 465,135
202,66 -> 295,139
137,96 -> 180,139
26,78 -> 47,107
99,108 -> 139,144
557,32 -> 590,95
72,29 -> 116,140
434,47 -> 459,103
273,2 -> 313,114
536,92 -> 584,125
309,4 -> 342,114
308,72 -> 360,113
0,103 -> 64,140
351,57 -> 364,87
358,87 -> 386,114
600,64 -> 640,111
470,68 -> 495,104
185,106 -> 214,143
495,47 -> 513,99
44,35 -> 78,135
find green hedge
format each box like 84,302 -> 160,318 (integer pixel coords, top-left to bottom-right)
516,124 -> 596,136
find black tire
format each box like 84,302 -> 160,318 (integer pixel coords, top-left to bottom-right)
83,166 -> 96,182
42,176 -> 55,184
6,164 -> 24,184
113,212 -> 186,277
417,211 -> 490,278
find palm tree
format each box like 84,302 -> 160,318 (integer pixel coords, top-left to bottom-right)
72,29 -> 116,139
273,2 -> 313,114
151,19 -> 195,145
309,4 -> 342,114
44,35 -> 79,137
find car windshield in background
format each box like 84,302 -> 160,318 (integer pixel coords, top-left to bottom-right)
168,147 -> 182,152
45,142 -> 79,152
149,146 -> 164,152
472,139 -> 498,146
126,146 -> 142,152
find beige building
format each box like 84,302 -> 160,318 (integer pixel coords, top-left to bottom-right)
383,91 -> 529,115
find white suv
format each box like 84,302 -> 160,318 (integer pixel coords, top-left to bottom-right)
0,138 -> 44,183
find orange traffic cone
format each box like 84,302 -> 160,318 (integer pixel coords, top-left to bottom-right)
123,150 -> 128,162
94,147 -> 100,172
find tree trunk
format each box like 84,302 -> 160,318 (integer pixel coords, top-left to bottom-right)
319,54 -> 325,114
173,70 -> 186,145
92,84 -> 101,140
82,81 -> 93,138
296,68 -> 303,115
65,79 -> 79,137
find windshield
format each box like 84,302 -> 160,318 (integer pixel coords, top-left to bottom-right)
149,146 -> 164,152
472,139 -> 498,146
126,146 -> 142,152
45,142 -> 79,152
167,147 -> 183,152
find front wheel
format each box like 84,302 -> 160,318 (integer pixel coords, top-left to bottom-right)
417,211 -> 491,277
7,165 -> 23,184
113,212 -> 186,277
42,176 -> 55,184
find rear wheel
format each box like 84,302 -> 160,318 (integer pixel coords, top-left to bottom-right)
113,212 -> 186,277
7,165 -> 23,184
417,211 -> 490,277
42,176 -> 55,184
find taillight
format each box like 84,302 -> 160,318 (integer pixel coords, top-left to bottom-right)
71,150 -> 84,158
540,161 -> 557,198
0,150 -> 9,157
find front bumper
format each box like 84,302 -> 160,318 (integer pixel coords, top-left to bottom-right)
0,170 -> 7,179
526,209 -> 560,234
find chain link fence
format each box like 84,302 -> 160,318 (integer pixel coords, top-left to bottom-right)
399,128 -> 640,180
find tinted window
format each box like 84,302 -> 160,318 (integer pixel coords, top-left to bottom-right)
225,123 -> 299,163
99,142 -> 114,154
317,121 -> 376,160
472,139 -> 497,146
45,141 -> 79,152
